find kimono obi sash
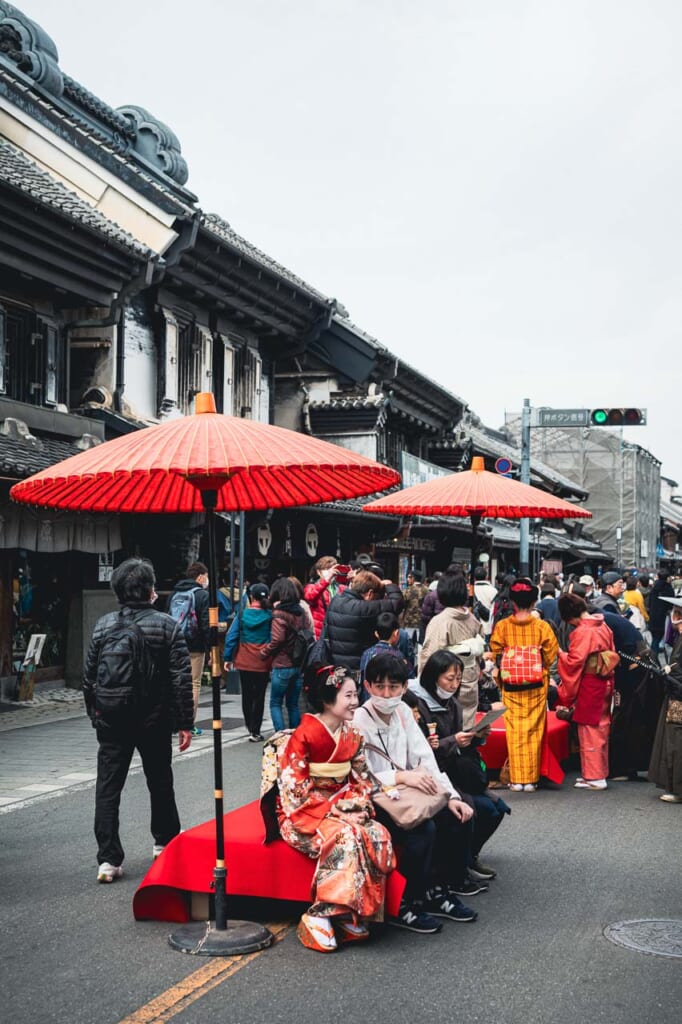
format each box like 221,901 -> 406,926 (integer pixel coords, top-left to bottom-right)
309,760 -> 351,779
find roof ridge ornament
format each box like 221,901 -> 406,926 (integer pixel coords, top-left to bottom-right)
0,2 -> 63,96
117,104 -> 189,185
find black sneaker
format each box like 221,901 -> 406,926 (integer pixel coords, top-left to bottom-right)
387,904 -> 443,934
424,891 -> 478,923
469,858 -> 496,881
449,878 -> 489,897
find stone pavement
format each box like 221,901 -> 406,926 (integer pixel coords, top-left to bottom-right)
0,684 -> 264,812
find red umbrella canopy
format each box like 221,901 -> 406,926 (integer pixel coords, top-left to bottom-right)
10,394 -> 400,513
363,456 -> 592,520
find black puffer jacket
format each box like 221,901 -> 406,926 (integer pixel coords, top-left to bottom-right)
325,585 -> 404,671
649,579 -> 675,633
82,604 -> 194,731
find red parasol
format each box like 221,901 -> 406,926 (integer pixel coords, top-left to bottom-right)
363,456 -> 591,574
11,394 -> 400,956
10,398 -> 399,512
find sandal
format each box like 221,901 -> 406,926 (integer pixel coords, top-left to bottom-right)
335,917 -> 370,943
297,913 -> 338,953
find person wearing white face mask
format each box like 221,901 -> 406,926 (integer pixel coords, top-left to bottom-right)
355,653 -> 479,934
405,650 -> 510,883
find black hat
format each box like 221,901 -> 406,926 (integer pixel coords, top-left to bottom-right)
248,582 -> 269,601
601,571 -> 622,586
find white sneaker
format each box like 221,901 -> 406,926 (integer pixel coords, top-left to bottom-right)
152,844 -> 165,859
659,793 -> 682,803
97,862 -> 123,883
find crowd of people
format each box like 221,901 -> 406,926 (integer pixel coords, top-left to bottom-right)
83,553 -> 682,953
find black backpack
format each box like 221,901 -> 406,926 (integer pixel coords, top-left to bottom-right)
473,599 -> 491,623
94,610 -> 156,724
290,624 -> 316,668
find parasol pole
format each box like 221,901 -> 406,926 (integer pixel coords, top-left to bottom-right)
470,512 -> 482,591
168,397 -> 272,956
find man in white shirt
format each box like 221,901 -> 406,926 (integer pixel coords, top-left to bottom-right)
473,566 -> 497,639
354,653 -> 481,934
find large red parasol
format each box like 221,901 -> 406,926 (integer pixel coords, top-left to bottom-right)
10,398 -> 399,512
363,456 -> 592,574
11,394 -> 400,956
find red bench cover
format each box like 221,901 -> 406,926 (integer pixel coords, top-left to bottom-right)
133,800 -> 406,923
477,709 -> 570,784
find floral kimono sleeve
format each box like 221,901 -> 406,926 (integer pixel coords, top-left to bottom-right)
346,738 -> 376,815
277,729 -> 333,834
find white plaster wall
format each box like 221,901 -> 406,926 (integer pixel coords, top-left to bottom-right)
122,307 -> 157,421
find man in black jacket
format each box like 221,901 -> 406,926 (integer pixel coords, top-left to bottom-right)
324,570 -> 404,673
169,561 -> 210,734
649,570 -> 675,657
592,571 -> 625,615
83,557 -> 193,884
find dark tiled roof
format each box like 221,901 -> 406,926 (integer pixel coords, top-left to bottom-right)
0,431 -> 97,479
0,140 -> 155,258
201,213 -> 334,306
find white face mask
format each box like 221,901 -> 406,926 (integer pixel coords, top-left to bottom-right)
370,694 -> 403,714
436,685 -> 455,701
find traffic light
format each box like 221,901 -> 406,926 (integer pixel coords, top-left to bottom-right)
589,408 -> 647,427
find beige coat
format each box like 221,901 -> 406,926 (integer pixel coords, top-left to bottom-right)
418,607 -> 485,729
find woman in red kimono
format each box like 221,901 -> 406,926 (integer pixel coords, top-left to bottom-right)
276,666 -> 395,953
557,592 -> 619,791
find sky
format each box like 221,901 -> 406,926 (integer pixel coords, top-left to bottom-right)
17,0 -> 682,483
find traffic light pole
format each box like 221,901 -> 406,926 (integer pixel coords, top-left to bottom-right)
519,398 -> 531,576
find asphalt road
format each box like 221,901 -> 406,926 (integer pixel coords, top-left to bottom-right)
2,735 -> 681,1024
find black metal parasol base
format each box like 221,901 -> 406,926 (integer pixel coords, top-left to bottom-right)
168,920 -> 273,956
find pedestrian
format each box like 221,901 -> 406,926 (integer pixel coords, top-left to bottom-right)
324,570 -> 404,674
265,665 -> 395,952
488,578 -> 559,792
401,570 -> 429,647
556,592 -> 618,791
358,611 -> 412,690
304,556 -> 347,639
261,577 -> 306,731
406,649 -> 510,880
82,557 -> 193,884
168,561 -> 210,735
648,595 -> 682,803
649,570 -> 675,657
223,582 -> 273,742
354,654 -> 478,933
591,571 -> 625,616
473,566 -> 497,639
418,573 -> 486,729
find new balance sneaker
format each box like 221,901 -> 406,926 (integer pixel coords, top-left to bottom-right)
387,903 -> 443,934
450,878 -> 489,897
97,862 -> 123,884
424,889 -> 478,923
469,857 -> 496,880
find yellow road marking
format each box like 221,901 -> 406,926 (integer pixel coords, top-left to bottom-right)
115,921 -> 293,1024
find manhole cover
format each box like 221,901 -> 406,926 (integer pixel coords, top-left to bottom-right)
604,919 -> 682,958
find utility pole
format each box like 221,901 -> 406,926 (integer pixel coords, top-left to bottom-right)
519,397 -> 531,576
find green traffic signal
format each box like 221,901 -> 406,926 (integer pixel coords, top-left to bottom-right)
589,408 -> 646,426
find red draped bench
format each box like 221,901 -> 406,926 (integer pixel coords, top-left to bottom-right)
133,800 -> 406,923
476,709 -> 570,784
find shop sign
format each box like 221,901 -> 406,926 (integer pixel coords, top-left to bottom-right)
98,552 -> 114,582
257,522 -> 272,556
305,523 -> 319,558
400,451 -> 451,488
375,537 -> 436,552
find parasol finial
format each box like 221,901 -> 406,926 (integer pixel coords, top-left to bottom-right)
195,392 -> 217,415
471,455 -> 485,472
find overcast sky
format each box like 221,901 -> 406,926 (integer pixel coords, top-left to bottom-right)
20,0 -> 682,484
